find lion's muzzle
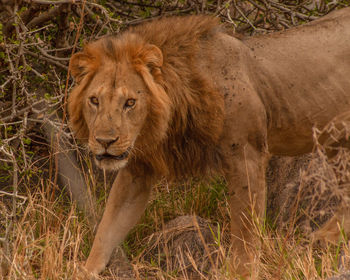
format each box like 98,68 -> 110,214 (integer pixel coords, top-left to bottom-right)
95,150 -> 130,161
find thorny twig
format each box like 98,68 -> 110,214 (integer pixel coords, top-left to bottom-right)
0,146 -> 18,277
23,0 -> 81,4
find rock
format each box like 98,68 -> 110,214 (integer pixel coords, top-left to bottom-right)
140,215 -> 226,278
266,153 -> 347,238
105,247 -> 135,279
328,271 -> 350,280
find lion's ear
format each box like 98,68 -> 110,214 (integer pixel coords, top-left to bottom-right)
140,44 -> 163,69
69,52 -> 95,83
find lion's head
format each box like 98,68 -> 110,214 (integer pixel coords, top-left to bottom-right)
68,35 -> 172,170
68,16 -> 225,177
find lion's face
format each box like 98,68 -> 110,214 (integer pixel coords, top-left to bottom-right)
69,37 -> 174,172
71,59 -> 148,169
82,61 -> 149,170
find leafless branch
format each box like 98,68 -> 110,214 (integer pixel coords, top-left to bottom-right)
23,0 -> 81,4
27,6 -> 62,28
1,99 -> 47,122
266,1 -> 318,21
25,49 -> 68,69
37,46 -> 71,61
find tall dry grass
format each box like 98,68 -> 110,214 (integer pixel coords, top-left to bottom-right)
0,180 -> 90,279
1,163 -> 349,279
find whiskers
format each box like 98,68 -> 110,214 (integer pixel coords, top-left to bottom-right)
130,145 -> 145,158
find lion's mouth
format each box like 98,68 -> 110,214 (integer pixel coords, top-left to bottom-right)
95,150 -> 130,161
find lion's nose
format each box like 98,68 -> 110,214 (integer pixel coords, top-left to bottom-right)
95,136 -> 119,148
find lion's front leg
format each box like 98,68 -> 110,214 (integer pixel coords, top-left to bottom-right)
84,167 -> 152,276
224,143 -> 269,278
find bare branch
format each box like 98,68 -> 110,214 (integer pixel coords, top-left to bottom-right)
27,6 -> 61,29
266,0 -> 318,21
25,49 -> 68,69
37,46 -> 71,61
1,99 -> 47,122
23,0 -> 81,4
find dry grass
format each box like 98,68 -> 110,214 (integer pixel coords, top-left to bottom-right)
0,181 -> 90,279
1,160 -> 349,279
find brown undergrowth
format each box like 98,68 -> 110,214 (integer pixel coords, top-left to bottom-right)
1,172 -> 349,279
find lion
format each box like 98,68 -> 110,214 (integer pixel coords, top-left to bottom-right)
68,8 -> 350,278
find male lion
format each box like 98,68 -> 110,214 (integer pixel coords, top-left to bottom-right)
68,8 -> 350,278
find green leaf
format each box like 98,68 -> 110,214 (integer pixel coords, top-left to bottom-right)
23,138 -> 31,145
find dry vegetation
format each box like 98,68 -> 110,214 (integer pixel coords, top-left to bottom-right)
1,0 -> 350,279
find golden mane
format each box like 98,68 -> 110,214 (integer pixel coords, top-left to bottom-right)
68,16 -> 225,179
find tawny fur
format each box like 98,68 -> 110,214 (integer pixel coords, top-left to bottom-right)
68,9 -> 350,279
69,16 -> 225,179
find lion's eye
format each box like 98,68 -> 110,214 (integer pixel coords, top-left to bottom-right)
124,98 -> 136,108
90,96 -> 99,106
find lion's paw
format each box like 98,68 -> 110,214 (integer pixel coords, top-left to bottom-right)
72,264 -> 99,280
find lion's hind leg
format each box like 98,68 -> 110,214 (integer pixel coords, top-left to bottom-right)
224,142 -> 269,278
